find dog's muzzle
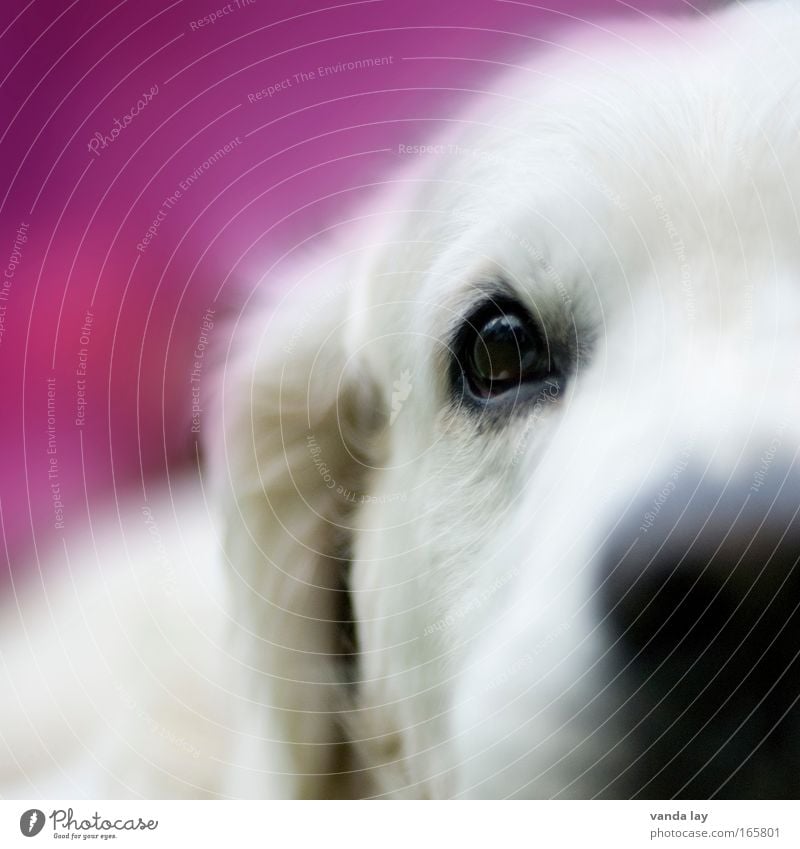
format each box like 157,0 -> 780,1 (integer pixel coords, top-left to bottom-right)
601,458 -> 800,798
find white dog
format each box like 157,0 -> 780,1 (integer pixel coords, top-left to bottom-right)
3,0 -> 800,799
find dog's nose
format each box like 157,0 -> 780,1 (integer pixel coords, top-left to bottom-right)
600,462 -> 800,798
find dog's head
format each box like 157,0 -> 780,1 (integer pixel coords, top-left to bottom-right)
218,1 -> 800,798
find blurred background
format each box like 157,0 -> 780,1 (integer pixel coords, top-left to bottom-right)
0,0 -> 706,584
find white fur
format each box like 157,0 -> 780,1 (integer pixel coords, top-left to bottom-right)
3,0 -> 800,798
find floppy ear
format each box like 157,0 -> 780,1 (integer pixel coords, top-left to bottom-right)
215,266 -> 380,798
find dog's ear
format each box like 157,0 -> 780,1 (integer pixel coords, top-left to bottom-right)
215,268 -> 380,798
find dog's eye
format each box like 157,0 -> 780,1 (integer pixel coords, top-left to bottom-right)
455,300 -> 556,403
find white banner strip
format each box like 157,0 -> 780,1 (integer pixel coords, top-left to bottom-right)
2,800 -> 797,848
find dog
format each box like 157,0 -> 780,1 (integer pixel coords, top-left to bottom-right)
3,0 -> 800,799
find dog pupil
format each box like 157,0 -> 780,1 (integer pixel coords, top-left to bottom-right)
472,314 -> 538,386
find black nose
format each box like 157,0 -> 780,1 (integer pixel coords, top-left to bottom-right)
600,462 -> 800,799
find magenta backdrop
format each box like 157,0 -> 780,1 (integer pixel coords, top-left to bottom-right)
0,0 -> 698,578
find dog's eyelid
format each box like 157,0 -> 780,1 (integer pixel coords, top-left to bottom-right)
445,283 -> 530,340
449,290 -> 544,347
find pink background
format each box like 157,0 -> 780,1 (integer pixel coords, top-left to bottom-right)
0,0 -> 700,580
